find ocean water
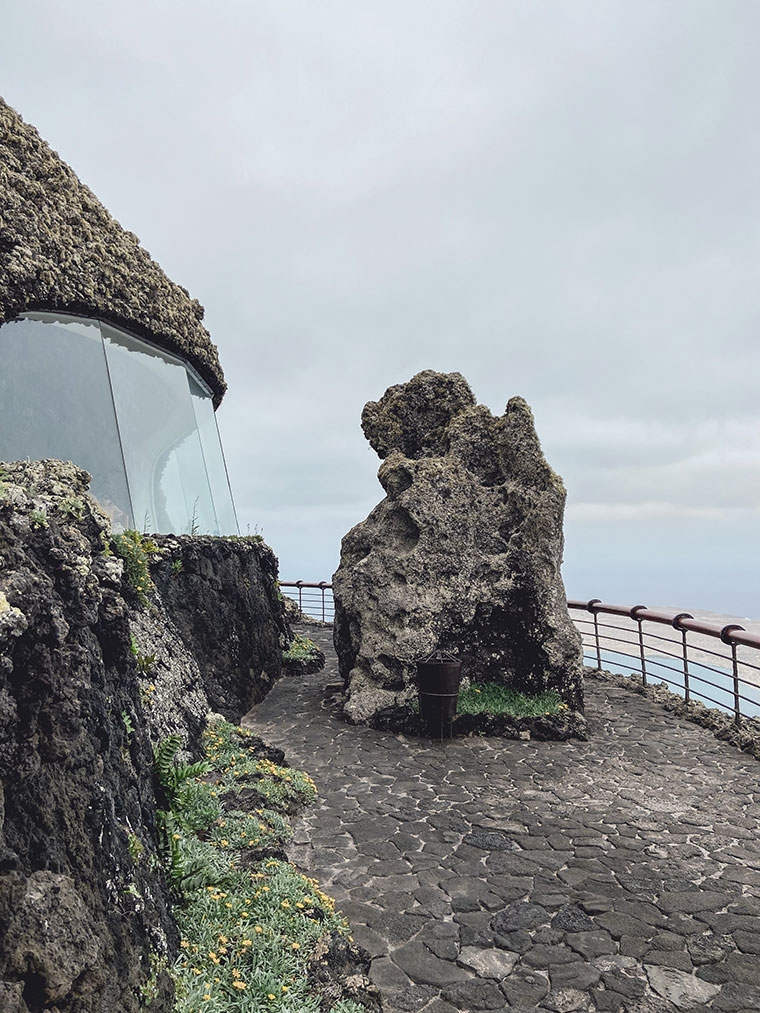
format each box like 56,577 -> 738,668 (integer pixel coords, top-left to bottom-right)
575,607 -> 760,721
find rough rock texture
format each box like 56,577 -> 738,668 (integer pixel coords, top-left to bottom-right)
307,932 -> 382,1013
333,370 -> 583,726
150,534 -> 287,719
0,460 -> 286,1011
0,97 -> 225,405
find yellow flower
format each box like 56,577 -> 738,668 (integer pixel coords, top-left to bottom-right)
241,939 -> 252,946
209,953 -> 220,965
281,900 -> 290,909
291,942 -> 300,950
180,940 -> 189,948
232,981 -> 247,990
268,995 -> 276,1001
254,926 -> 263,933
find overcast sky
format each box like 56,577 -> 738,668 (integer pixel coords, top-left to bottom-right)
2,1 -> 759,617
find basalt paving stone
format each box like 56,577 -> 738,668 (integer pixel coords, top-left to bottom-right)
244,627 -> 760,1012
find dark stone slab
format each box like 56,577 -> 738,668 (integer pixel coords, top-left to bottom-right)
723,952 -> 760,986
442,979 -> 507,1010
658,890 -> 732,914
521,944 -> 582,968
490,901 -> 549,933
642,949 -> 694,972
499,966 -> 550,1007
393,941 -> 470,987
566,930 -> 616,959
552,905 -> 596,933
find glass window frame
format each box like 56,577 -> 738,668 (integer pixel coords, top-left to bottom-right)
0,311 -> 239,536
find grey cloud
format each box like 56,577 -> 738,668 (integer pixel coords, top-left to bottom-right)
2,0 -> 759,614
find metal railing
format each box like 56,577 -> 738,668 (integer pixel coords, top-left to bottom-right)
279,581 -> 760,724
279,581 -> 335,623
568,599 -> 760,726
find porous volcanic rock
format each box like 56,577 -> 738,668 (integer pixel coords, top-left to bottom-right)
0,97 -> 225,404
333,370 -> 583,726
150,534 -> 287,719
0,459 -> 288,1011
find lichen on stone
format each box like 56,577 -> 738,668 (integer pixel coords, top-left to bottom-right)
334,370 -> 584,729
0,96 -> 225,405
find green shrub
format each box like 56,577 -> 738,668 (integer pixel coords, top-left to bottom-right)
282,634 -> 321,665
164,720 -> 354,1013
111,530 -> 157,605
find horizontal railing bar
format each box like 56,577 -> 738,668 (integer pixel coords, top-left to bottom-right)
567,599 -> 758,650
578,636 -> 757,692
280,581 -> 332,589
582,653 -> 642,675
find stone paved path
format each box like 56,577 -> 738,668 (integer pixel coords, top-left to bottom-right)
243,626 -> 760,1013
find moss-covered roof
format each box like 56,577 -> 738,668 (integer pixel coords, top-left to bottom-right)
0,97 -> 226,405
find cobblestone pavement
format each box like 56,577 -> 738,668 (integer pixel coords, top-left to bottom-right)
243,626 -> 760,1013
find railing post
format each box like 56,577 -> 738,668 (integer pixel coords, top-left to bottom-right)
731,642 -> 741,726
319,581 -> 327,623
670,613 -> 693,704
586,600 -> 602,669
630,605 -> 648,689
719,624 -> 745,727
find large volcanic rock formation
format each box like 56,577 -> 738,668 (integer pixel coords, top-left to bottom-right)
333,370 -> 583,726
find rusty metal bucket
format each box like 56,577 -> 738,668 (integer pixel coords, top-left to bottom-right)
416,652 -> 462,738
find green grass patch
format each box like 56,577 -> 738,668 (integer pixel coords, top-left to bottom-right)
161,720 -> 357,1013
457,682 -> 566,717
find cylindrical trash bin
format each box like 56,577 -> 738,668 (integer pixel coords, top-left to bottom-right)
416,652 -> 462,738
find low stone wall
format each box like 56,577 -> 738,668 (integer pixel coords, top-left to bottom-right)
150,534 -> 287,719
0,460 -> 288,1012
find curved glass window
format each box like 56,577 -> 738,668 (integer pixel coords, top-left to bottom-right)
0,312 -> 238,535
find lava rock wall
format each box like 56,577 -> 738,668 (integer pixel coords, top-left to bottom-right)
333,370 -> 583,726
0,460 -> 285,1012
151,534 -> 287,720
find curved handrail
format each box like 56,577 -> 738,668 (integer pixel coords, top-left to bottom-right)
567,598 -> 760,725
280,583 -> 760,724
